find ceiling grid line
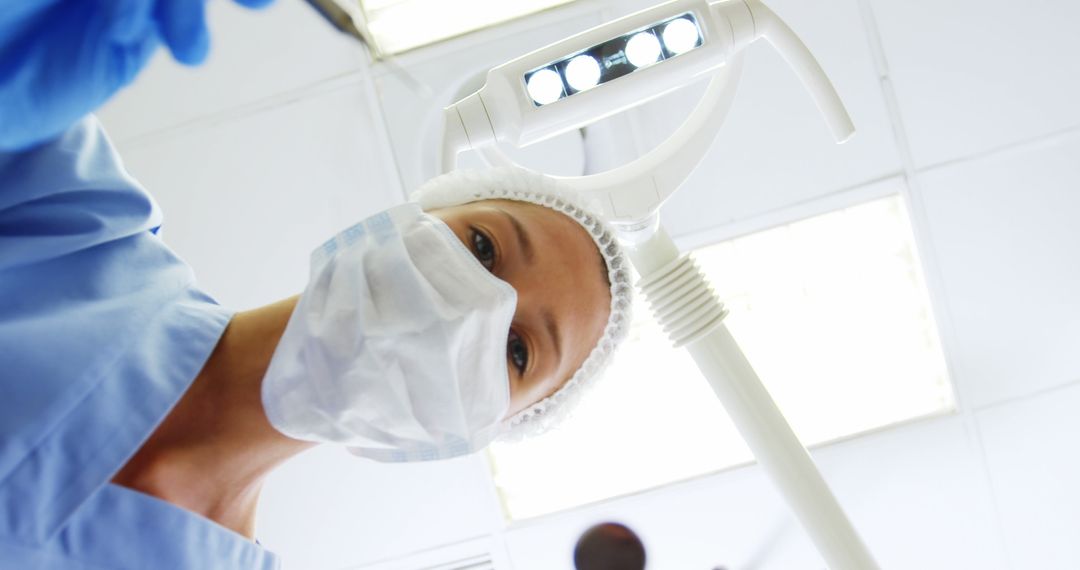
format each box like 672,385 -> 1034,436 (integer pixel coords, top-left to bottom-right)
851,0 -> 1016,566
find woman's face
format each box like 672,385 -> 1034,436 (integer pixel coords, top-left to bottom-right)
431,199 -> 611,418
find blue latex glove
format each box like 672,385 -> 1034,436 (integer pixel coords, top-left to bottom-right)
0,0 -> 274,151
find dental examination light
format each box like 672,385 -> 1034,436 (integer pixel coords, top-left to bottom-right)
440,1 -> 873,569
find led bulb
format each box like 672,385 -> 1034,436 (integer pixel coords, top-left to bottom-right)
526,68 -> 564,105
625,31 -> 661,68
662,18 -> 699,55
564,55 -> 601,92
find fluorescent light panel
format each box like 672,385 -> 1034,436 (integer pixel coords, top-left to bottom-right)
489,195 -> 954,520
358,0 -> 577,55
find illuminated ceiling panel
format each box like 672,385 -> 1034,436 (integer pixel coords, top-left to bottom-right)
357,0 -> 578,55
489,194 -> 954,520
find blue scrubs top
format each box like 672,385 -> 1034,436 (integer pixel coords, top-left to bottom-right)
0,117 -> 280,569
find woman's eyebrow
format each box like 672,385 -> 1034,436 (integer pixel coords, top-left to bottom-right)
543,307 -> 563,362
494,207 -> 535,264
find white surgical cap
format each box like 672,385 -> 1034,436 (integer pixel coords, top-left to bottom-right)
411,167 -> 633,440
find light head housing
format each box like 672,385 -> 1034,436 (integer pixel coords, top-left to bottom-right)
523,13 -> 703,106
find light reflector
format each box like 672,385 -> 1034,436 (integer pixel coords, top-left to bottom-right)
625,31 -> 662,68
523,13 -> 703,106
525,67 -> 565,105
662,17 -> 701,55
564,55 -> 602,92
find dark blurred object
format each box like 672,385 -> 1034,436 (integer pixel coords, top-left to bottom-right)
574,522 -> 647,570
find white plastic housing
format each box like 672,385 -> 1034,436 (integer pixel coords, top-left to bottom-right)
442,0 -> 855,171
444,0 -> 726,155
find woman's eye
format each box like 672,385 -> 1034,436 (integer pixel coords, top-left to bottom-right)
470,228 -> 496,270
508,330 -> 529,375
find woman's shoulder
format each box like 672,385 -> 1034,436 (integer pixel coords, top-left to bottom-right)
0,116 -> 163,271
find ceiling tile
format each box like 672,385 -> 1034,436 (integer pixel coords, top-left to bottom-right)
868,0 -> 1080,167
915,136 -> 1080,409
977,381 -> 1080,569
504,416 -> 1004,569
111,82 -> 401,310
98,0 -> 367,142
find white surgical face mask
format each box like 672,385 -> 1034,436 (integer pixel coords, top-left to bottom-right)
261,203 -> 516,462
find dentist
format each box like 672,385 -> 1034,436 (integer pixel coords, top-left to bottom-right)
0,2 -> 631,568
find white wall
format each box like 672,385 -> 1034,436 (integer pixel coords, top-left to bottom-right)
98,0 -> 1080,568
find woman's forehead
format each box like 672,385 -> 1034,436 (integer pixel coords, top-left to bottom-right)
510,203 -> 610,355
485,200 -> 607,279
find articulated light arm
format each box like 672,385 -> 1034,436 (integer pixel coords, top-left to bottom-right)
736,0 -> 855,142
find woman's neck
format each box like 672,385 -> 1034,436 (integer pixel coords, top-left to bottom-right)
112,295 -> 315,539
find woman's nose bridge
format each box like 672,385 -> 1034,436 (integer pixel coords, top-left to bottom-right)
503,260 -> 552,325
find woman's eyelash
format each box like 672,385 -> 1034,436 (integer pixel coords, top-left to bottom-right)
508,329 -> 529,375
469,227 -> 497,270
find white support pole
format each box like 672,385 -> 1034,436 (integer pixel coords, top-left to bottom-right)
628,227 -> 877,570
